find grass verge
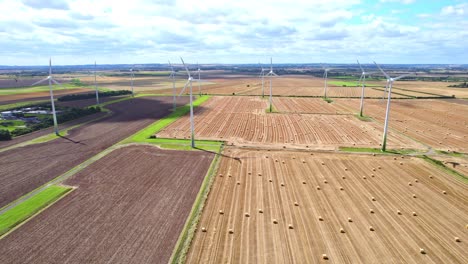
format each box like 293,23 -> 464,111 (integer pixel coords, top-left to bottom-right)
339,146 -> 423,155
0,185 -> 72,237
323,97 -> 333,103
355,114 -> 373,122
0,100 -> 50,112
420,155 -> 468,183
435,150 -> 466,157
169,144 -> 224,264
143,138 -> 223,152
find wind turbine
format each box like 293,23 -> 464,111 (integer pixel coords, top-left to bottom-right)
196,62 -> 202,96
356,60 -> 377,117
168,61 -> 177,111
178,57 -> 196,148
31,58 -> 61,135
322,65 -> 333,98
93,61 -> 100,104
265,58 -> 278,112
374,61 -> 410,151
259,63 -> 266,98
130,66 -> 135,97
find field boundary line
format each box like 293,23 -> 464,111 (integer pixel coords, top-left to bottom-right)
420,155 -> 468,183
169,143 -> 225,264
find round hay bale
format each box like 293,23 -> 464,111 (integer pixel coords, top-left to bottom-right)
340,187 -> 344,191
342,176 -> 346,179
408,182 -> 412,186
363,176 -> 367,179
348,217 -> 352,222
442,190 -> 447,194
316,186 -> 321,190
228,229 -> 234,234
397,210 -> 402,215
219,210 -> 224,215
237,181 -> 241,185
322,254 -> 328,260
412,212 -> 417,216
455,237 -> 461,242
228,174 -> 232,177
294,202 -> 299,206
400,162 -> 403,165
288,224 -> 294,229
429,175 -> 433,179
340,228 -> 346,233
245,213 -> 250,217
281,182 -> 285,187
323,180 -> 328,184
219,174 -> 223,177
413,194 -> 417,198
344,168 -> 348,171
420,248 -> 426,254
370,209 -> 375,214
414,179 -> 418,182
302,181 -> 306,184
201,227 -> 207,232
318,216 -> 324,221
371,197 -> 376,201
258,209 -> 263,213
321,162 -> 325,165
258,173 -> 262,176
369,226 -> 375,231
269,179 -> 273,182
273,219 -> 278,224
372,168 -> 376,171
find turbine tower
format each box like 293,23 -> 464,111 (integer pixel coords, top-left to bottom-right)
130,66 -> 135,97
168,61 -> 177,111
356,60 -> 376,117
265,58 -> 278,112
179,57 -> 196,148
94,61 -> 100,104
259,63 -> 266,98
31,58 -> 61,135
322,65 -> 333,98
374,61 -> 410,151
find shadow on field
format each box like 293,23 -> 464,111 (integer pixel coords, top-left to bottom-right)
58,134 -> 86,145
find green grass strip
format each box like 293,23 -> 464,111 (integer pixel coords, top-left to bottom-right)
0,100 -> 50,112
0,185 -> 72,237
142,138 -> 223,152
127,96 -> 211,143
323,97 -> 333,103
169,144 -> 224,264
339,146 -> 424,155
435,150 -> 466,157
354,114 -> 373,122
420,155 -> 468,183
328,81 -> 379,87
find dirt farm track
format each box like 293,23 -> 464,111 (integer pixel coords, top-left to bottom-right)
0,96 -> 189,208
0,145 -> 214,264
187,148 -> 468,263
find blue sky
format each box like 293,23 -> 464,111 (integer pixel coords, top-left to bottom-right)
0,0 -> 466,65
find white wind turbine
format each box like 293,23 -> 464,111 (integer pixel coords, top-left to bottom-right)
374,61 -> 411,151
93,61 -> 100,104
168,61 -> 177,111
265,58 -> 278,112
130,66 -> 135,97
196,62 -> 202,96
356,59 -> 377,117
178,57 -> 196,148
31,58 -> 61,135
259,63 -> 266,98
322,64 -> 333,98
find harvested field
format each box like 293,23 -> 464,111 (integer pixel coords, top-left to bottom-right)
272,97 -> 351,114
393,81 -> 468,98
437,155 -> 468,177
157,96 -> 422,150
0,145 -> 214,264
187,148 -> 468,263
0,88 -> 91,106
0,96 -> 189,208
335,99 -> 468,152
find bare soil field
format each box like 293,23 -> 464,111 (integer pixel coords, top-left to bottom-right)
335,99 -> 468,152
0,96 -> 189,208
187,148 -> 468,263
272,97 -> 351,114
55,95 -> 130,108
0,88 -> 91,106
0,145 -> 214,264
157,96 -> 422,150
393,81 -> 468,98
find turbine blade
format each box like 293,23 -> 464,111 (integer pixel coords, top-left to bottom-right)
272,72 -> 279,77
357,59 -> 364,73
270,57 -> 273,71
357,74 -> 364,86
31,77 -> 49,86
51,78 -> 62,86
373,61 -> 390,79
178,80 -> 190,96
180,57 -> 191,78
393,73 -> 411,81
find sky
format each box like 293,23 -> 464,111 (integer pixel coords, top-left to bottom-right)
0,0 -> 467,65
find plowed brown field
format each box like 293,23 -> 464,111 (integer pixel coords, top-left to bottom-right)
335,99 -> 468,152
157,96 -> 422,150
0,96 -> 189,208
0,88 -> 90,105
0,145 -> 214,264
187,148 -> 468,263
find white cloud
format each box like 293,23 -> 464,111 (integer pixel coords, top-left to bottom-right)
441,4 -> 467,16
379,0 -> 415,4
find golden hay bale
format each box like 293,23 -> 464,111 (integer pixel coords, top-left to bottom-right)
348,217 -> 352,222
229,229 -> 234,234
219,210 -> 224,215
378,166 -> 381,169
400,162 -> 403,165
344,168 -> 348,171
369,226 -> 375,231
323,180 -> 328,184
245,213 -> 250,217
273,219 -> 278,224
413,194 -> 417,198
420,248 -> 426,254
397,210 -> 402,215
321,162 -> 325,165
318,216 -> 324,221
269,179 -> 273,182
371,197 -> 376,201
228,174 -> 232,177
219,174 -> 223,177
372,168 -> 376,171
414,179 -> 418,182
429,175 -> 433,179
342,176 -> 346,179
370,209 -> 375,214
316,186 -> 321,190
455,237 -> 461,242
412,212 -> 417,216
302,181 -> 306,184
442,190 -> 447,194
258,209 -> 263,213
237,181 -> 241,185
408,182 -> 412,186
258,173 -> 262,176
288,224 -> 294,229
201,227 -> 207,232
281,182 -> 285,186
322,254 -> 329,260
340,228 -> 346,233
340,187 -> 344,191
363,176 -> 367,179
294,202 -> 299,206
